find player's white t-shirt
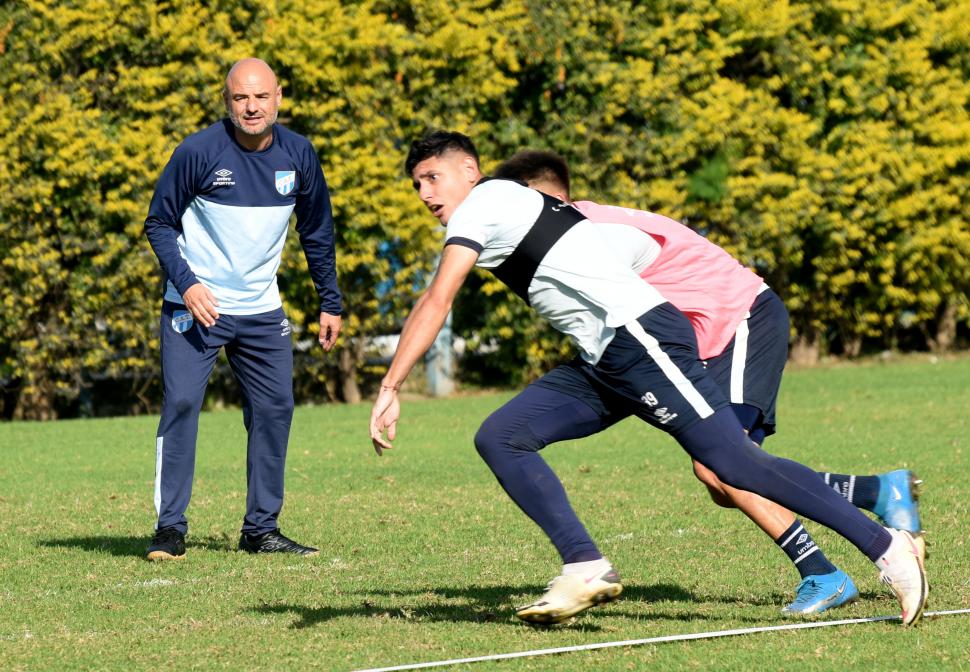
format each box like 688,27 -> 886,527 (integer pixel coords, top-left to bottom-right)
445,180 -> 666,364
595,222 -> 662,275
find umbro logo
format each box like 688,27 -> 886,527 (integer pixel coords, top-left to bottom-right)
213,168 -> 236,187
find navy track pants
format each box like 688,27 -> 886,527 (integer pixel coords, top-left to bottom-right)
154,301 -> 294,535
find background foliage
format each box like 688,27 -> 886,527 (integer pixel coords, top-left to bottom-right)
0,0 -> 967,418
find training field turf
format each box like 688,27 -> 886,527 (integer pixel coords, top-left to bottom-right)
1,355 -> 968,670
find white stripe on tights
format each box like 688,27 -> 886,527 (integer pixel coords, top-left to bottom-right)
625,320 -> 715,419
730,312 -> 751,404
154,436 -> 163,528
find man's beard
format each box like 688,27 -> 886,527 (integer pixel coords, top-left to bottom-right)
229,108 -> 277,136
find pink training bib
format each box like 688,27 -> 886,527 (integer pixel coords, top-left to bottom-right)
575,201 -> 765,359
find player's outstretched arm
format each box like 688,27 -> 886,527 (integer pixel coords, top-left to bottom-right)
369,245 -> 478,455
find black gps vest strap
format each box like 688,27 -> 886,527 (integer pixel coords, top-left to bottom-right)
491,191 -> 586,305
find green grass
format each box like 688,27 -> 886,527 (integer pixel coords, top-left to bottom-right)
2,354 -> 969,671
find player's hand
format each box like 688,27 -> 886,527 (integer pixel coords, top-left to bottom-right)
369,386 -> 400,456
182,283 -> 219,328
318,312 -> 342,352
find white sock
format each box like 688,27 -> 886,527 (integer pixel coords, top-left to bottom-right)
874,528 -> 902,568
562,557 -> 611,577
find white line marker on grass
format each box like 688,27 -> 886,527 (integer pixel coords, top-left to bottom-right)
139,578 -> 175,588
352,609 -> 970,672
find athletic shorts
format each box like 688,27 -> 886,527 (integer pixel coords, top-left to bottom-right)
702,287 -> 789,437
534,302 -> 730,436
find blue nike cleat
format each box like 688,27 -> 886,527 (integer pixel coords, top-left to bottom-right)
873,470 -> 923,533
781,570 -> 859,615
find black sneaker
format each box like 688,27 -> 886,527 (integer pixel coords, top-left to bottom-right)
146,526 -> 186,561
238,530 -> 318,556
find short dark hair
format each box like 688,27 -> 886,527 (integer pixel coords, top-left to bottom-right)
493,150 -> 570,197
404,130 -> 479,176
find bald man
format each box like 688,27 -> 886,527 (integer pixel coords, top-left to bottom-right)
144,58 -> 342,560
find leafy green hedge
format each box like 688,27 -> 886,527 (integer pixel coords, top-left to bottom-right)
1,0 -> 967,418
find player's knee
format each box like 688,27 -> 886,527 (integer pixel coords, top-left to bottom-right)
705,484 -> 735,508
275,394 -> 295,420
474,422 -> 543,465
692,459 -> 718,487
692,461 -> 733,507
255,394 -> 294,423
473,423 -> 504,465
167,393 -> 203,418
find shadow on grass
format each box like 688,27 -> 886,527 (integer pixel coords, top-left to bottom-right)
250,582 -> 757,629
252,602 -> 527,630
252,583 -> 547,629
38,535 -> 148,557
37,534 -> 237,557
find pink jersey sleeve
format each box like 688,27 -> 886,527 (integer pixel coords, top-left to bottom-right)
575,201 -> 766,359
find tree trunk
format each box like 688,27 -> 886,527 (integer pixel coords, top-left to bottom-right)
790,330 -> 820,366
338,345 -> 361,404
14,385 -> 57,421
932,299 -> 958,353
843,334 -> 863,358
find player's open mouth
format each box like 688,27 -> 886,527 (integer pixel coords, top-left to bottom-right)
429,204 -> 444,217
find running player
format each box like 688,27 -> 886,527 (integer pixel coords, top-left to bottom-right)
493,149 -> 923,615
369,131 -> 927,626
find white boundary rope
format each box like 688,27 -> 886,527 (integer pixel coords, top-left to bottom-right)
352,609 -> 970,672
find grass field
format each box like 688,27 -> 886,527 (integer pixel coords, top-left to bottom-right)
1,354 -> 969,671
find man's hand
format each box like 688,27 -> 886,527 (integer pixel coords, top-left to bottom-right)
369,386 -> 400,456
366,245 -> 477,457
318,312 -> 342,352
182,283 -> 220,328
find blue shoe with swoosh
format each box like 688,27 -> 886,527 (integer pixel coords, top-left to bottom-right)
781,570 -> 859,615
874,470 -> 923,533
